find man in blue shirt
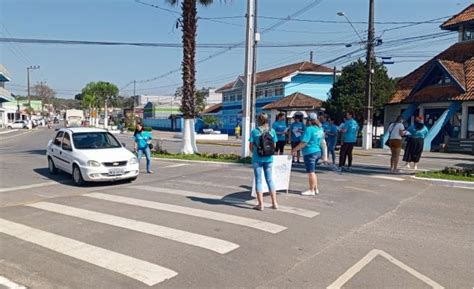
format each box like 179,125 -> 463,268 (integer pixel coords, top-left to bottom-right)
338,111 -> 359,171
272,112 -> 288,155
292,112 -> 324,196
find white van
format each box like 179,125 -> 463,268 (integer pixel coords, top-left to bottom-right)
65,109 -> 84,127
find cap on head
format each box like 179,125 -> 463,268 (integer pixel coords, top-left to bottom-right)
308,112 -> 317,120
415,116 -> 424,123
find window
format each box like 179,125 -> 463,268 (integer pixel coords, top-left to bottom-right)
265,87 -> 274,98
223,95 -> 229,102
274,84 -> 284,96
463,28 -> 474,41
256,88 -> 263,99
72,132 -> 121,150
230,93 -> 236,102
53,131 -> 64,146
62,133 -> 72,151
437,75 -> 452,85
236,92 -> 243,101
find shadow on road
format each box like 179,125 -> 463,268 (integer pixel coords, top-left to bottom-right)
186,196 -> 253,210
23,149 -> 47,155
33,168 -> 133,188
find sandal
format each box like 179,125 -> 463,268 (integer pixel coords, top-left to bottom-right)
253,205 -> 264,211
271,204 -> 279,210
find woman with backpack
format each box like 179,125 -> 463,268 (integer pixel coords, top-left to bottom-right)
291,112 -> 325,196
133,123 -> 153,174
249,113 -> 279,211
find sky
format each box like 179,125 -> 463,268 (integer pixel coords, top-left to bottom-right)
1,0 -> 472,99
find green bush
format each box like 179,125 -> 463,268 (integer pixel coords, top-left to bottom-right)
441,167 -> 474,177
144,126 -> 153,131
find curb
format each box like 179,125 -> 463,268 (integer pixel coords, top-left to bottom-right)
151,157 -> 250,167
411,176 -> 474,190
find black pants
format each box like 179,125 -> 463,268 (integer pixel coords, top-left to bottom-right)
275,140 -> 285,154
339,142 -> 355,167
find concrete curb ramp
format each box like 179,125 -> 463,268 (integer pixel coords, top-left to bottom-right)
411,176 -> 474,190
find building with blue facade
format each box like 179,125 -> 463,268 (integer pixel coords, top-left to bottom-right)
216,61 -> 337,134
384,4 -> 474,153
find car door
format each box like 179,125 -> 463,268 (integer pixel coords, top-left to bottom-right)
49,131 -> 66,171
60,132 -> 74,174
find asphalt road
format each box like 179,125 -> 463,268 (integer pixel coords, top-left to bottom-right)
0,127 -> 473,289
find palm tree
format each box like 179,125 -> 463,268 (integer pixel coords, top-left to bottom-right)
166,0 -> 218,154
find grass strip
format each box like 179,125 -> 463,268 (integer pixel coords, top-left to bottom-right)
416,171 -> 474,182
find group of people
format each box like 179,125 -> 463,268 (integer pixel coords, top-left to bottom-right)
249,111 -> 360,211
387,115 -> 428,172
270,111 -> 359,170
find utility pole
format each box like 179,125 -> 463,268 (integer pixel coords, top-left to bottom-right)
132,80 -> 136,124
310,51 -> 314,63
362,0 -> 375,150
241,0 -> 256,158
250,0 -> 259,131
26,65 -> 40,121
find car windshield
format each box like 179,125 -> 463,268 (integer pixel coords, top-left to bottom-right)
72,132 -> 122,149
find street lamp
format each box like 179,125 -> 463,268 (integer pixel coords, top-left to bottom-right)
27,65 -> 40,119
337,12 -> 365,44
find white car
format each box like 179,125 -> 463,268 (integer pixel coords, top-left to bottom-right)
7,120 -> 28,129
46,127 -> 139,185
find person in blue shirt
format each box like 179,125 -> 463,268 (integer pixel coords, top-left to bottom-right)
338,111 -> 359,171
292,112 -> 324,196
133,123 -> 153,174
249,113 -> 279,211
326,117 -> 339,165
289,112 -> 305,163
403,116 -> 429,170
272,112 -> 288,155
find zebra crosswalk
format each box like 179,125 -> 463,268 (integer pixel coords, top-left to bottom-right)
0,184 -> 321,287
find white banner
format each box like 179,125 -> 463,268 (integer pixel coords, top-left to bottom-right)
251,155 -> 293,197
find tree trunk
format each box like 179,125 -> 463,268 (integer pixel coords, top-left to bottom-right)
104,100 -> 108,128
180,0 -> 198,154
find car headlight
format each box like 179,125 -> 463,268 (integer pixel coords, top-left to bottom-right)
87,160 -> 101,167
129,157 -> 138,165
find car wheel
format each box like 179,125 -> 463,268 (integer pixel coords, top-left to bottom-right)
72,165 -> 85,186
127,176 -> 138,183
48,157 -> 58,175
7,126 -> 12,129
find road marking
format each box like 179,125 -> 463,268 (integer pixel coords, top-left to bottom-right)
0,276 -> 27,289
163,164 -> 189,169
0,131 -> 31,140
0,218 -> 177,286
132,185 -> 319,218
27,202 -> 239,254
0,181 -> 58,193
86,192 -> 286,234
369,175 -> 405,182
345,186 -> 380,195
0,129 -> 18,135
327,249 -> 444,289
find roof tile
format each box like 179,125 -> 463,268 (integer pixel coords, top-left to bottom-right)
262,92 -> 323,110
441,4 -> 474,30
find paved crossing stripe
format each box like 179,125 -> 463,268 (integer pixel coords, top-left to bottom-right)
0,218 -> 177,286
86,192 -> 287,234
27,202 -> 239,254
131,185 -> 319,218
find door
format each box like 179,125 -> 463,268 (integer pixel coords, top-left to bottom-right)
50,131 -> 66,170
60,132 -> 74,174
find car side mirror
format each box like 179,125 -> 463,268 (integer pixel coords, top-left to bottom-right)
122,143 -> 126,147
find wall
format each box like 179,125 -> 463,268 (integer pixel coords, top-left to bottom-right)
144,117 -> 182,132
284,74 -> 334,101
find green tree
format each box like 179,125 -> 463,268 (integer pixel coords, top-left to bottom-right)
166,0 -> 224,154
81,81 -> 119,127
324,59 -> 396,124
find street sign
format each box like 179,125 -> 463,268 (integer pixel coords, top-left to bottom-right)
251,155 -> 293,196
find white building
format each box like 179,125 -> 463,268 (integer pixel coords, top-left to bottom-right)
0,64 -> 15,128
